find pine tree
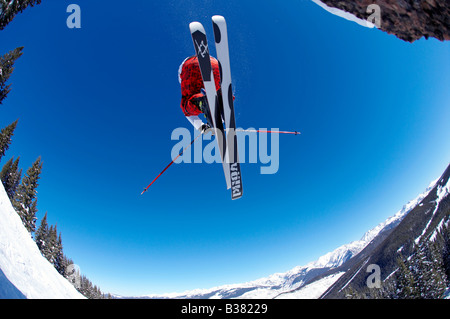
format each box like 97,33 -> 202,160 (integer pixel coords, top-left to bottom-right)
409,238 -> 448,299
0,47 -> 23,104
0,157 -> 13,183
63,256 -> 76,281
410,245 -> 428,298
40,224 -> 53,262
395,239 -> 449,299
425,241 -> 447,298
35,213 -> 78,287
76,275 -> 106,299
0,156 -> 21,198
54,232 -> 65,275
47,224 -> 57,264
343,286 -> 360,299
0,1 -> 42,30
0,119 -> 18,161
395,255 -> 419,299
13,156 -> 42,234
442,223 -> 450,280
378,278 -> 397,299
35,211 -> 48,252
35,213 -> 60,268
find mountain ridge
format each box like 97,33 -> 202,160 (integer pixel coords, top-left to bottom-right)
320,163 -> 450,298
123,172 -> 440,299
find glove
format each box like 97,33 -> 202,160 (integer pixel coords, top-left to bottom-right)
191,92 -> 207,113
200,123 -> 214,135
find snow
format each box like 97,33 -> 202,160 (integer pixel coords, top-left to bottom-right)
1,155 -> 437,299
137,257 -> 345,299
437,177 -> 450,202
429,219 -> 445,242
311,0 -> 376,28
0,1 -> 15,14
275,272 -> 344,299
415,177 -> 450,244
338,258 -> 369,293
135,177 -> 436,299
445,288 -> 450,299
0,183 -> 84,299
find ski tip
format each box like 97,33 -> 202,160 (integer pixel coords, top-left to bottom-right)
212,15 -> 226,24
189,21 -> 205,33
212,16 -> 226,44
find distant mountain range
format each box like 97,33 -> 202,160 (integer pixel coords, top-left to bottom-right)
320,163 -> 450,298
126,164 -> 449,299
2,158 -> 448,299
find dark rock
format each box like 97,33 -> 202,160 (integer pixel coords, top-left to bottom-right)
319,0 -> 450,42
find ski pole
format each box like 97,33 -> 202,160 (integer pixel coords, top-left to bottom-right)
141,133 -> 203,195
235,129 -> 301,135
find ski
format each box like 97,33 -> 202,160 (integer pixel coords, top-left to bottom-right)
212,15 -> 243,200
189,21 -> 231,190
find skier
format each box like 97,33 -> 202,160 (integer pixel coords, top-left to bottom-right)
178,55 -> 221,134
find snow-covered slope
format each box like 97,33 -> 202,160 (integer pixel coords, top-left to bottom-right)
134,222 -> 376,299
0,183 -> 84,299
321,164 -> 450,298
134,179 -> 436,299
275,272 -> 345,299
416,175 -> 450,244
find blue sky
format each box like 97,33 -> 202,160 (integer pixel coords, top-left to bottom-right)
1,0 -> 449,295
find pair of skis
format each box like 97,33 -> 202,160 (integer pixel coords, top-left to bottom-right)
190,16 -> 243,200
141,17 -> 301,198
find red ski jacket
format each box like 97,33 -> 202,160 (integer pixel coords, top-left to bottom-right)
179,56 -> 221,117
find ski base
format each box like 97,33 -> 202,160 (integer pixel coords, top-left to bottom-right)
190,17 -> 243,200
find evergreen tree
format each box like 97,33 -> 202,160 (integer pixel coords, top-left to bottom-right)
77,275 -> 105,299
0,47 -> 23,104
395,255 -> 419,299
343,286 -> 359,299
442,223 -> 450,280
47,224 -> 57,264
0,157 -> 13,184
35,212 -> 103,295
34,211 -> 48,252
409,239 -> 448,299
35,213 -> 60,269
54,231 -> 65,275
394,238 -> 449,299
61,256 -> 110,299
0,119 -> 18,161
410,244 -> 428,298
0,156 -> 21,199
13,156 -> 42,234
425,241 -> 447,298
0,0 -> 42,30
378,279 -> 397,299
63,256 -> 75,280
